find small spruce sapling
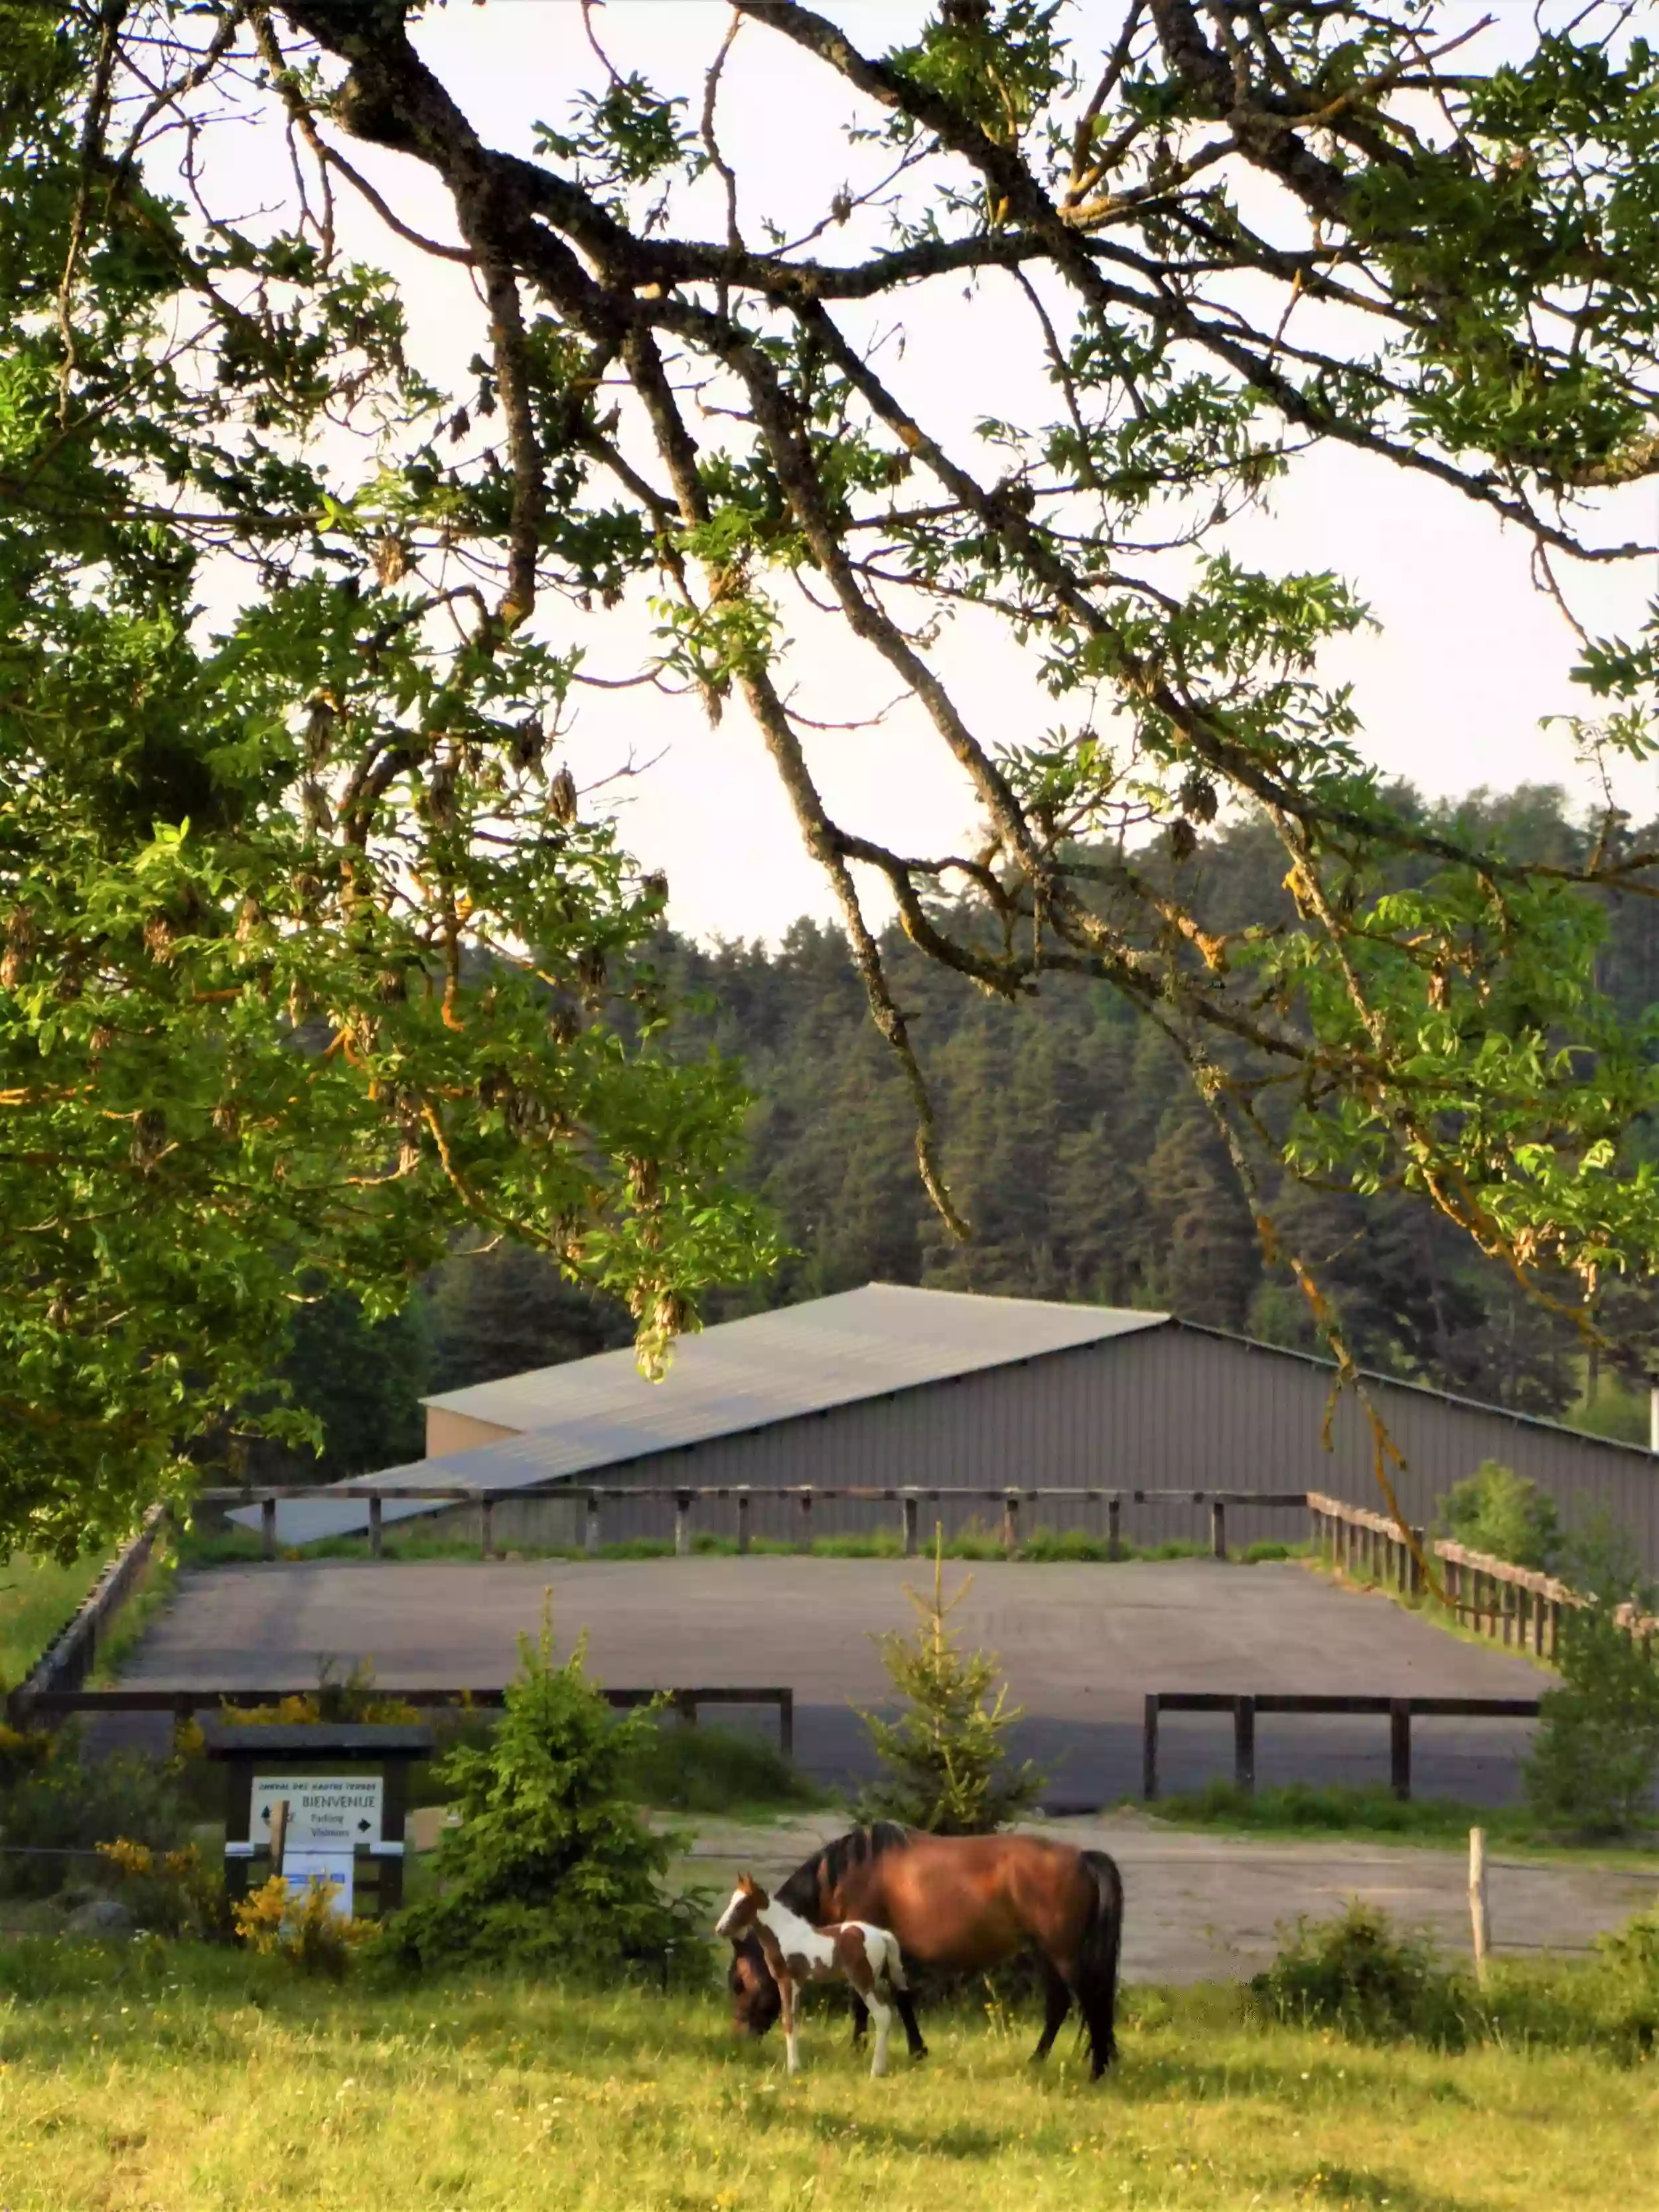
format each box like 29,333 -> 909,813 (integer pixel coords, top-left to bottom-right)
857,1530 -> 1043,1834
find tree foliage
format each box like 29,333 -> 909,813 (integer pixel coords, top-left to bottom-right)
11,3 -> 1659,1542
857,1537 -> 1043,1832
0,3 -> 772,1552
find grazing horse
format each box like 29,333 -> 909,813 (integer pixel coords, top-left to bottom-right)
727,1823 -> 1123,2079
715,1873 -> 910,2076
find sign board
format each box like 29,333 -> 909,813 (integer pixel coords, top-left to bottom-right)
252,1774 -> 384,1852
283,1850 -> 354,1919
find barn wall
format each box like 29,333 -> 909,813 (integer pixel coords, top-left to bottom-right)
425,1409 -> 518,1458
467,1322 -> 1659,1567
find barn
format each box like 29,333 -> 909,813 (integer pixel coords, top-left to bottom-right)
246,1283 -> 1659,1568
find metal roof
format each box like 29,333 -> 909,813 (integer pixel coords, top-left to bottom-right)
235,1284 -> 1167,1545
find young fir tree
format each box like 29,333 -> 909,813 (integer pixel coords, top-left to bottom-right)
857,1534 -> 1043,1835
380,1607 -> 702,1978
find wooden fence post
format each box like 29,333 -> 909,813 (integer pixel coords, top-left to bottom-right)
585,1494 -> 601,1555
902,1493 -> 918,1558
1142,1693 -> 1159,1801
1232,1694 -> 1256,1796
674,1491 -> 692,1558
1002,1492 -> 1019,1557
798,1487 -> 813,1552
1108,1497 -> 1122,1560
1469,1828 -> 1490,1984
368,1495 -> 383,1560
478,1498 -> 494,1562
736,1489 -> 751,1556
261,1497 -> 277,1562
778,1688 -> 794,1763
1210,1501 -> 1227,1561
1390,1700 -> 1411,1801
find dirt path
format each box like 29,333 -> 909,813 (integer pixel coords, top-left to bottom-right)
680,1810 -> 1657,1985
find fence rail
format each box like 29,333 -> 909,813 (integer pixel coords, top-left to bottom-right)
1141,1689 -> 1543,1803
1307,1491 -> 1659,1659
194,1483 -> 1313,1562
24,1683 -> 794,1759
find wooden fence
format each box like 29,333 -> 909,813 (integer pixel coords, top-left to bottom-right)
1308,1490 -> 1659,1660
194,1483 -> 1313,1562
1141,1689 -> 1542,1802
24,1683 -> 795,1759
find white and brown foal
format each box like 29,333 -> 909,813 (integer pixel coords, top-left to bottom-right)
715,1874 -> 908,2077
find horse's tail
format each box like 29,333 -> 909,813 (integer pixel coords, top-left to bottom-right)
1076,1849 -> 1123,2075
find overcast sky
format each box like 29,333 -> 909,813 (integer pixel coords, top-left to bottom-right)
192,2 -> 1659,942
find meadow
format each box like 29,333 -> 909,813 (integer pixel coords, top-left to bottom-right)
0,1948 -> 1654,2212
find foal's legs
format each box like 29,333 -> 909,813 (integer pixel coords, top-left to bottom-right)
848,1992 -> 870,2048
866,1992 -> 893,2077
1031,1958 -> 1074,2063
778,1974 -> 802,2074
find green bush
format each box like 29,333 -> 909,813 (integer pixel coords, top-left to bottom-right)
1524,1526 -> 1659,1838
855,1538 -> 1043,1833
1438,1460 -> 1559,1571
1249,1902 -> 1467,2045
0,1728 -> 186,1897
621,1720 -> 829,1815
1019,1527 -> 1110,1562
376,1613 -> 706,1982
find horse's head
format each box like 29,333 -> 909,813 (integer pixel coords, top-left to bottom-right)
727,1931 -> 782,2037
714,1872 -> 768,1941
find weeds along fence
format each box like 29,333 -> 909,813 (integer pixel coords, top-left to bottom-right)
192,1484 -> 1315,1563
6,1503 -> 169,1726
1308,1491 -> 1658,1661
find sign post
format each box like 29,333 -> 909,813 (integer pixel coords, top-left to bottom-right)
206,1722 -> 433,1917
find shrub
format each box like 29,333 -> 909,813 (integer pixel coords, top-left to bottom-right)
0,1728 -> 186,1896
96,1837 -> 232,1939
1249,1902 -> 1467,2045
1437,1460 -> 1559,1572
234,1871 -> 371,1980
855,1534 -> 1043,1834
376,1610 -> 705,1981
621,1720 -> 829,1814
1525,1525 -> 1659,1837
1019,1527 -> 1109,1562
0,1720 -> 53,1785
221,1657 -> 417,1726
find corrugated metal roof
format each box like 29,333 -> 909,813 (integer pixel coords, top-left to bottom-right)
236,1285 -> 1167,1545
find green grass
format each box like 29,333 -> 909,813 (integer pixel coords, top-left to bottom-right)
0,1552 -> 105,1692
178,1524 -> 1304,1568
0,1948 -> 1652,2211
1147,1781 -> 1659,1862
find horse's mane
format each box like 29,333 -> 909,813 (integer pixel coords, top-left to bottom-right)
776,1822 -> 915,1917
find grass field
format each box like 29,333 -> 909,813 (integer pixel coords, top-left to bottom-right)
0,1950 -> 1654,2211
0,1554 -> 104,1691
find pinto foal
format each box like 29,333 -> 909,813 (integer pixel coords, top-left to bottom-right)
715,1874 -> 908,2077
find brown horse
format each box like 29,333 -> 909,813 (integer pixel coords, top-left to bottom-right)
727,1822 -> 1123,2078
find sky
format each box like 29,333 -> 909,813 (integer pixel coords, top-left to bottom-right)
181,1 -> 1659,944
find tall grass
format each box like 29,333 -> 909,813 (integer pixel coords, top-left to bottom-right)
0,1553 -> 104,1690
0,1949 -> 1650,2211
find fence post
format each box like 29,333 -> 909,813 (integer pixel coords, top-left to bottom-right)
261,1497 -> 277,1562
585,1493 -> 601,1555
1548,1596 -> 1561,1660
1408,1532 -> 1423,1600
1531,1588 -> 1544,1657
798,1487 -> 813,1552
1141,1693 -> 1159,1801
478,1497 -> 494,1562
1469,1828 -> 1490,1985
368,1495 -> 384,1560
737,1489 -> 751,1556
1390,1700 -> 1411,1801
674,1491 -> 692,1558
1232,1694 -> 1256,1795
672,1690 -> 697,1730
778,1688 -> 794,1763
1210,1500 -> 1227,1561
1108,1497 -> 1122,1560
902,1493 -> 918,1558
1002,1492 -> 1019,1557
